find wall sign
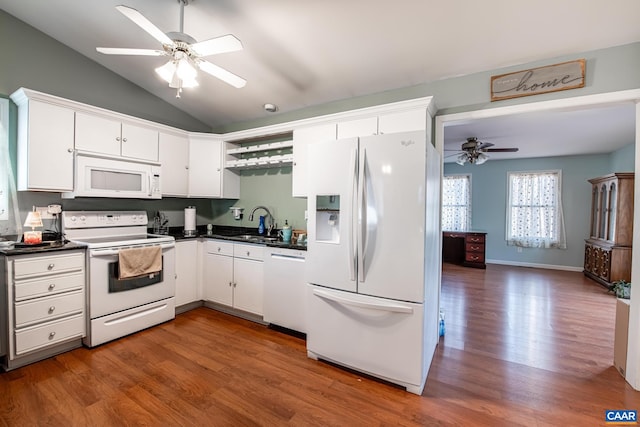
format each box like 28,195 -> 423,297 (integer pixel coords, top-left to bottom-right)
491,59 -> 585,101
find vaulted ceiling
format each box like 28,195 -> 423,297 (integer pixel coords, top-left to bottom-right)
2,1 -> 639,160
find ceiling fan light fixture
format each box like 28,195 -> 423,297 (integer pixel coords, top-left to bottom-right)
156,57 -> 199,89
155,60 -> 177,84
455,153 -> 467,166
176,56 -> 197,81
475,153 -> 489,165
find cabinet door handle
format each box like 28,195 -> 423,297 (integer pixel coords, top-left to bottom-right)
47,263 -> 55,270
233,282 -> 237,288
48,283 -> 56,290
48,332 -> 56,340
246,251 -> 250,257
218,247 -> 222,252
48,306 -> 56,314
67,148 -> 74,153
123,137 -> 127,142
116,136 -> 121,142
229,281 -> 233,287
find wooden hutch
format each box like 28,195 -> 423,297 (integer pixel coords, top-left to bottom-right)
583,173 -> 634,288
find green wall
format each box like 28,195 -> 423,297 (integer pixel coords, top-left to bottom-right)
444,144 -> 635,269
208,168 -> 307,231
1,9 -> 639,235
0,10 -> 210,132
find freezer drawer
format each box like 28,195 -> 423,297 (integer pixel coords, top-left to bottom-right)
306,285 -> 427,394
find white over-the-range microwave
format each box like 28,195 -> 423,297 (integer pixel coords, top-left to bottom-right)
62,152 -> 161,199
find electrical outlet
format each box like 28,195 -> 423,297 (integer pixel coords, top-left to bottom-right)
35,206 -> 54,220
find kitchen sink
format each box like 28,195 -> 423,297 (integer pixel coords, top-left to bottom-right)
231,234 -> 279,243
234,234 -> 259,241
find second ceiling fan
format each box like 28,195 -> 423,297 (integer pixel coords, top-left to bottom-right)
446,137 -> 519,165
97,0 -> 246,98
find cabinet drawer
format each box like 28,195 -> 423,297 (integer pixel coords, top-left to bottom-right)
13,252 -> 84,279
234,243 -> 264,261
15,313 -> 84,356
465,243 -> 485,253
15,290 -> 84,328
465,252 -> 485,263
205,240 -> 234,256
466,235 -> 485,244
14,271 -> 85,301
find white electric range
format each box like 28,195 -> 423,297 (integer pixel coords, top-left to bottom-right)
62,211 -> 176,347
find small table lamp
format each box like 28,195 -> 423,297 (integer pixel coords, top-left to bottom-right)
23,207 -> 43,244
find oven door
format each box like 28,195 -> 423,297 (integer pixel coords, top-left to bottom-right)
87,242 -> 175,319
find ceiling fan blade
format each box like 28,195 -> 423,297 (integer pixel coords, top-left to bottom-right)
191,34 -> 243,57
486,148 -> 519,152
476,142 -> 494,150
115,5 -> 174,47
198,60 -> 247,88
97,47 -> 166,56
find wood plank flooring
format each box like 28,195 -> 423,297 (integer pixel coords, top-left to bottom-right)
1,263 -> 638,426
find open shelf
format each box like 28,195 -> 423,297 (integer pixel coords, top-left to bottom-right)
225,139 -> 294,170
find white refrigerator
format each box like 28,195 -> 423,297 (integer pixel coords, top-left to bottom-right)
306,130 -> 441,395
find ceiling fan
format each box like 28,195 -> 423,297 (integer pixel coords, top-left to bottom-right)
97,1 -> 246,98
445,137 -> 519,165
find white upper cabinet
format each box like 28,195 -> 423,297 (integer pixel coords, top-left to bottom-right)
292,123 -> 337,197
12,96 -> 75,192
188,134 -> 240,199
159,131 -> 189,197
337,108 -> 427,139
337,116 -> 378,139
75,112 -> 159,162
378,109 -> 426,134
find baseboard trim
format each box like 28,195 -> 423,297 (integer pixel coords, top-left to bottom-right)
486,259 -> 583,272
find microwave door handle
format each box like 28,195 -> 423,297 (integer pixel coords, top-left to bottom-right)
148,175 -> 152,197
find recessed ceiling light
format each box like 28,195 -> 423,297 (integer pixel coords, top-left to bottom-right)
263,103 -> 278,113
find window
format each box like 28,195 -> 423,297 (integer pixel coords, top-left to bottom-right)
0,96 -> 22,239
507,170 -> 566,248
442,174 -> 471,231
0,98 -> 8,221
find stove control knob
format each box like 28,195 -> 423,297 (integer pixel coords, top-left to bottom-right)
70,216 -> 76,222
80,216 -> 86,222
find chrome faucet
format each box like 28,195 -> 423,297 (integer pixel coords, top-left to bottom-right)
249,206 -> 275,236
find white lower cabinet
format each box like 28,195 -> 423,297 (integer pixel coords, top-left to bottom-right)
202,240 -> 263,316
175,240 -> 199,307
2,249 -> 86,370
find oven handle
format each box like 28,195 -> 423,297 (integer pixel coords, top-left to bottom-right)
89,242 -> 175,257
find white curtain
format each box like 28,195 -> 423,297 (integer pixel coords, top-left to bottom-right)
507,171 -> 566,249
442,175 -> 471,231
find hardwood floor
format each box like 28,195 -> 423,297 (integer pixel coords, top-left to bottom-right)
1,263 -> 638,426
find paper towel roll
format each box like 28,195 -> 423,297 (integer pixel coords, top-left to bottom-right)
184,206 -> 196,233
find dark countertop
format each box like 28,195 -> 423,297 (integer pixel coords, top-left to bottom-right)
0,240 -> 87,256
161,225 -> 307,251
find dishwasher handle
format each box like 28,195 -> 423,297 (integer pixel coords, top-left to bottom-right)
269,253 -> 306,262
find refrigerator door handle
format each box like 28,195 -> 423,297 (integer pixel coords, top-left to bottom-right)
349,146 -> 358,282
313,288 -> 414,314
358,148 -> 367,283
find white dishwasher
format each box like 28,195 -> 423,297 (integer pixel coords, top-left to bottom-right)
263,247 -> 307,334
